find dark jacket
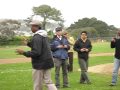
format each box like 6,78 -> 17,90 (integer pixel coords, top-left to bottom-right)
51,36 -> 70,60
73,38 -> 92,60
111,38 -> 120,59
23,30 -> 54,70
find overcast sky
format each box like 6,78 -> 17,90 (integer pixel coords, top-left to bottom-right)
0,0 -> 120,27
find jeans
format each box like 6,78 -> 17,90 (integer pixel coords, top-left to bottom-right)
53,58 -> 68,87
111,58 -> 120,84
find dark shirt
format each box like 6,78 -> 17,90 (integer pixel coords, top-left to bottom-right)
111,38 -> 120,59
74,38 -> 92,60
23,34 -> 54,70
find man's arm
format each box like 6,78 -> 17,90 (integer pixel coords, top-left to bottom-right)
73,40 -> 80,52
50,40 -> 59,52
87,40 -> 92,52
111,38 -> 116,48
63,38 -> 70,50
23,36 -> 42,58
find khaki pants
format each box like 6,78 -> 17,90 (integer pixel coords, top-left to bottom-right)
33,69 -> 57,90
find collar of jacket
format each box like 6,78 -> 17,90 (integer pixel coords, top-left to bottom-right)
34,30 -> 47,37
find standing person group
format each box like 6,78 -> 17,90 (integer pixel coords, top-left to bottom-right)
16,20 -> 93,90
13,19 -> 120,90
50,29 -> 92,89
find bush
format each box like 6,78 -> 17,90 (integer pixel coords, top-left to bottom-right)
0,36 -> 31,46
0,35 -> 10,45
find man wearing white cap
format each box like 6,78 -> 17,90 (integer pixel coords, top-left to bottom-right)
16,20 -> 57,90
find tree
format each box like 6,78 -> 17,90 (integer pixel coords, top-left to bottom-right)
32,5 -> 64,29
67,17 -> 117,37
0,19 -> 21,37
0,19 -> 21,43
69,27 -> 98,39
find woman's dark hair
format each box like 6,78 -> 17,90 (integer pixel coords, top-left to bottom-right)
81,31 -> 87,35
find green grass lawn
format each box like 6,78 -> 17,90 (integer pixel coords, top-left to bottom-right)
0,42 -> 118,90
0,42 -> 114,59
91,42 -> 114,53
89,56 -> 114,66
0,56 -> 119,90
73,56 -> 114,72
0,46 -> 30,59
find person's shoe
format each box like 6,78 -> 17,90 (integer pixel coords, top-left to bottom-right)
109,83 -> 116,86
80,81 -> 86,84
56,85 -> 60,89
63,85 -> 70,88
80,81 -> 91,84
80,80 -> 86,84
87,82 -> 92,84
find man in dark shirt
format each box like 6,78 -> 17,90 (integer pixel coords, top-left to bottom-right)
74,31 -> 92,84
110,30 -> 120,86
16,20 -> 57,90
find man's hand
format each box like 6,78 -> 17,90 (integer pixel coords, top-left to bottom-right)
22,38 -> 29,45
80,48 -> 89,52
57,45 -> 64,48
111,38 -> 116,42
85,48 -> 89,52
16,49 -> 25,55
80,48 -> 85,52
22,40 -> 28,45
63,45 -> 68,48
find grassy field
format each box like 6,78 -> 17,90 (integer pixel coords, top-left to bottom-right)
0,46 -> 30,59
0,56 -> 119,90
0,42 -> 114,59
91,42 -> 114,53
0,42 -> 119,90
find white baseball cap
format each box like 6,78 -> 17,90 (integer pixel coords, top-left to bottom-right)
30,20 -> 42,26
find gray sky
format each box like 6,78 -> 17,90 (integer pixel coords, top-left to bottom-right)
0,0 -> 120,27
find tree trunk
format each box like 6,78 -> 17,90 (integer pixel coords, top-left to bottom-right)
43,17 -> 46,30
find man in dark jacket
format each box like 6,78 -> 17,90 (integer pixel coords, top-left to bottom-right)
16,20 -> 57,90
74,31 -> 92,84
110,30 -> 120,86
51,27 -> 70,88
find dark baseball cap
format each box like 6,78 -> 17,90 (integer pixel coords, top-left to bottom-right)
55,27 -> 62,32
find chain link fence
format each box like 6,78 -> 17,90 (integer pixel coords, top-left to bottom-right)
89,37 -> 113,42
0,36 -> 113,46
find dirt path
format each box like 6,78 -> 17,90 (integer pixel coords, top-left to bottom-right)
90,53 -> 114,57
78,63 -> 120,75
88,63 -> 120,75
88,63 -> 114,74
0,58 -> 31,64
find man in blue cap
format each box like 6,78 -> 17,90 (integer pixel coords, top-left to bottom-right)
51,27 -> 70,88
